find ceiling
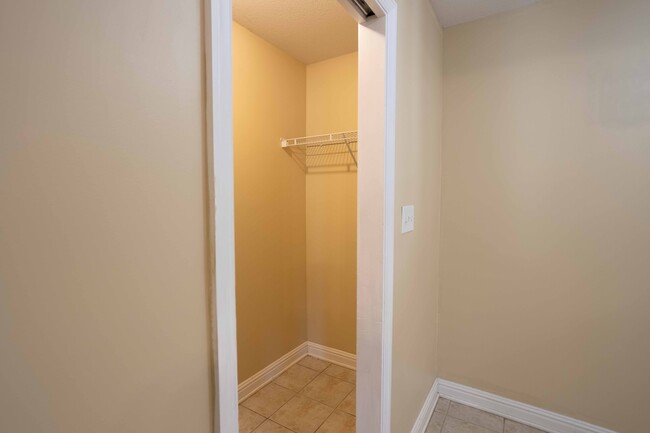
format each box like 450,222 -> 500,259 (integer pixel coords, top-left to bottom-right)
430,0 -> 541,28
233,0 -> 542,64
233,0 -> 358,64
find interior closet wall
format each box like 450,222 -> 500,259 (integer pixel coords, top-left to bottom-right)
440,1 -> 650,432
306,52 -> 358,354
0,1 -> 211,432
233,22 -> 307,382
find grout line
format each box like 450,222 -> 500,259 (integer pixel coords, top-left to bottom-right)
335,387 -> 355,415
250,368 -> 334,429
296,372 -> 354,407
444,412 -> 505,433
271,380 -> 301,393
320,368 -> 356,384
311,406 -> 337,433
239,351 -> 310,404
297,357 -> 332,374
440,413 -> 450,433
251,419 -> 300,433
242,405 -> 270,420
241,368 -> 356,433
241,378 -> 302,422
430,401 -> 547,433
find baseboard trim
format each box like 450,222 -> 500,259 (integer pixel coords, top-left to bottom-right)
237,341 -> 357,402
237,342 -> 308,402
437,379 -> 617,433
307,341 -> 357,370
410,379 -> 440,433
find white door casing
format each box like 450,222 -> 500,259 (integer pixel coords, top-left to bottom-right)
205,0 -> 397,431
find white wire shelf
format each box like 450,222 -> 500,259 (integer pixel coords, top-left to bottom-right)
281,131 -> 358,173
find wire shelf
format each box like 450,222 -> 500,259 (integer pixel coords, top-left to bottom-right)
281,131 -> 358,173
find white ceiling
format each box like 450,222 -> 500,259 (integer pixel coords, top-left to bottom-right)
429,0 -> 541,28
233,0 -> 542,63
233,0 -> 358,64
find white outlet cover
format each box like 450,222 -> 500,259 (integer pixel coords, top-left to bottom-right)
401,205 -> 414,233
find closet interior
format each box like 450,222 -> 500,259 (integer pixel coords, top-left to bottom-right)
232,1 -> 359,432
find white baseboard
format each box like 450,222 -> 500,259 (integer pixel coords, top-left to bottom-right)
237,342 -> 308,402
437,379 -> 617,433
410,379 -> 440,433
237,341 -> 357,402
307,341 -> 357,370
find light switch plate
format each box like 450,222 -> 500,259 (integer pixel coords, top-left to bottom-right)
401,205 -> 414,233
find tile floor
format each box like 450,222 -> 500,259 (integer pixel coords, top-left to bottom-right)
426,398 -> 548,433
239,356 -> 356,433
240,357 -> 548,433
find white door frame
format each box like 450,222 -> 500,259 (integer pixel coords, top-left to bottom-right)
204,0 -> 397,431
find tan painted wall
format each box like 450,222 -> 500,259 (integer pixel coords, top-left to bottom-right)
440,1 -> 650,432
391,0 -> 444,432
306,52 -> 358,354
233,22 -> 308,382
0,1 -> 211,432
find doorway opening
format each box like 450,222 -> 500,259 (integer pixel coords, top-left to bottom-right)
234,3 -> 358,431
205,0 -> 397,431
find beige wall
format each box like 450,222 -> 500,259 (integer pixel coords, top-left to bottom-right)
233,22 -> 308,382
440,1 -> 650,432
391,0 -> 444,432
0,1 -> 211,432
306,52 -> 358,354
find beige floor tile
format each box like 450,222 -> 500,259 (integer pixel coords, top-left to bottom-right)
322,364 -> 356,384
270,395 -> 334,433
442,416 -> 496,433
435,398 -> 451,414
242,383 -> 295,418
447,402 -> 504,433
299,356 -> 331,372
425,411 -> 446,433
239,406 -> 265,433
252,420 -> 294,433
316,410 -> 356,433
504,420 -> 547,433
301,373 -> 355,408
273,364 -> 320,392
337,388 -> 356,416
